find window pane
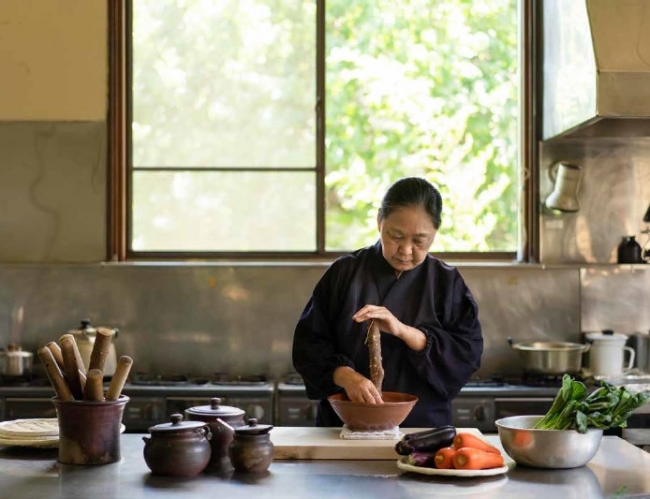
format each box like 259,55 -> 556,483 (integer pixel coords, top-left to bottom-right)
324,0 -> 519,252
132,0 -> 316,168
133,172 -> 316,251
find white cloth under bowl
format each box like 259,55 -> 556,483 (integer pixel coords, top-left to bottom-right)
339,425 -> 403,440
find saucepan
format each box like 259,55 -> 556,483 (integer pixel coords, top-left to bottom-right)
0,344 -> 34,377
508,337 -> 590,375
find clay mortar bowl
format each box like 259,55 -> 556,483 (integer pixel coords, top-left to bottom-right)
328,391 -> 418,431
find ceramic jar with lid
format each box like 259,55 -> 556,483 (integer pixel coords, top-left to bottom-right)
185,397 -> 245,470
228,417 -> 274,473
142,413 -> 212,477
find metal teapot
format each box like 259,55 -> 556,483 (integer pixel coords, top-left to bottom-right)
67,319 -> 119,376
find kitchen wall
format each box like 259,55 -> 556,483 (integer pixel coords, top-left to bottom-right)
1,1 -> 649,380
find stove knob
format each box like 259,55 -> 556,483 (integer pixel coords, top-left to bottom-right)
305,404 -> 318,421
473,405 -> 488,421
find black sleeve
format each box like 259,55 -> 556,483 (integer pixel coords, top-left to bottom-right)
407,271 -> 483,399
292,264 -> 355,400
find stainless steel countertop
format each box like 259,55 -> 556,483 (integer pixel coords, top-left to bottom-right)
0,433 -> 648,498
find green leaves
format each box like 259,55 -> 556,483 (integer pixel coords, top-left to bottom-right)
533,374 -> 650,434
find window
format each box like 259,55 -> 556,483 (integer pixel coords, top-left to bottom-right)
109,0 -> 534,260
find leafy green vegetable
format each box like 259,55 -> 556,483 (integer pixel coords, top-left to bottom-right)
533,374 -> 650,433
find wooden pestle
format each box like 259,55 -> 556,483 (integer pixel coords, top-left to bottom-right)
60,336 -> 85,400
46,341 -> 65,371
58,333 -> 87,376
37,347 -> 74,401
83,369 -> 105,401
106,356 -> 133,401
89,328 -> 114,373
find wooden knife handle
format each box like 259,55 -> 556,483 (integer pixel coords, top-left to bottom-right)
89,328 -> 113,373
106,355 -> 133,401
37,347 -> 74,401
83,368 -> 105,401
60,336 -> 85,400
46,342 -> 65,371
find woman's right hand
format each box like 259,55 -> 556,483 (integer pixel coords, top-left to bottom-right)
333,366 -> 383,404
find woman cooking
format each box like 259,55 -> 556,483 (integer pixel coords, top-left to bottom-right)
292,177 -> 483,427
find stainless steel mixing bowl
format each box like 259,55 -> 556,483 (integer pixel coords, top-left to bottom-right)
495,415 -> 603,469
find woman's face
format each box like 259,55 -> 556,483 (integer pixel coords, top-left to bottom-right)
377,205 -> 437,273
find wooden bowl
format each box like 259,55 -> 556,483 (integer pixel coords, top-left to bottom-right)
327,391 -> 418,431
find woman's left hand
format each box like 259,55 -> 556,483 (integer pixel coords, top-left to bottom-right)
352,305 -> 405,338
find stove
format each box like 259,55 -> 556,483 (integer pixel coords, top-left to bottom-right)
0,372 -> 276,432
276,373 -> 319,427
452,375 -> 562,433
120,373 -> 275,431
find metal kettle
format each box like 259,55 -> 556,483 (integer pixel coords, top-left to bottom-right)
627,331 -> 650,374
67,319 -> 119,377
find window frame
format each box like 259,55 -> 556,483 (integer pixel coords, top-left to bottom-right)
108,0 -> 539,262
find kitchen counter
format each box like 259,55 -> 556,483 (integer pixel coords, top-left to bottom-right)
0,433 -> 649,499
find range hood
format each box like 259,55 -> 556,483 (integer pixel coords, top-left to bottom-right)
542,0 -> 650,140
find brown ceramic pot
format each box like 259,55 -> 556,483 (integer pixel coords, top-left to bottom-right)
184,397 -> 245,471
142,413 -> 212,477
228,418 -> 274,473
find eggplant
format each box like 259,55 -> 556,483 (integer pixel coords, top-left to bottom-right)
395,426 -> 457,456
395,440 -> 415,456
406,451 -> 436,468
402,425 -> 456,442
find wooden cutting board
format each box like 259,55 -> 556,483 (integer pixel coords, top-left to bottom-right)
272,427 -> 484,460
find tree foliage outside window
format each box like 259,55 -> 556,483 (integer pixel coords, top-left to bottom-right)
130,0 -> 519,254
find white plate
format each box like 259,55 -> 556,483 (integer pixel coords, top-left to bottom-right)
0,424 -> 126,448
397,456 -> 510,477
0,418 -> 59,438
0,436 -> 60,448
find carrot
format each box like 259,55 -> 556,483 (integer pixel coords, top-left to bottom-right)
453,447 -> 505,470
452,433 -> 501,454
434,447 -> 457,469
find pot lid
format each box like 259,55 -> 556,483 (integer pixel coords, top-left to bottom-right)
68,319 -> 118,339
0,350 -> 32,357
69,319 -> 96,335
185,397 -> 245,418
233,418 -> 273,436
149,413 -> 207,433
586,330 -> 628,341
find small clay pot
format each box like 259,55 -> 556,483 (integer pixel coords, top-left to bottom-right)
228,417 -> 274,473
142,413 -> 212,477
185,397 -> 245,471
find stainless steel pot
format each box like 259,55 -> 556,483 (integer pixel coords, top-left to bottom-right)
0,345 -> 33,376
508,337 -> 590,375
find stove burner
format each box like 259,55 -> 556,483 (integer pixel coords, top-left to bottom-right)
130,372 -> 206,386
210,373 -> 268,385
0,374 -> 50,387
521,372 -> 585,387
282,373 -> 305,386
129,372 -> 271,387
464,374 -> 508,387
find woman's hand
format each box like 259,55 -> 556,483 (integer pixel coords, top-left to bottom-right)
352,305 -> 428,351
333,366 -> 383,404
352,305 -> 405,338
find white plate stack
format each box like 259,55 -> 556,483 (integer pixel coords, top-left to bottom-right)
0,418 -> 60,448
